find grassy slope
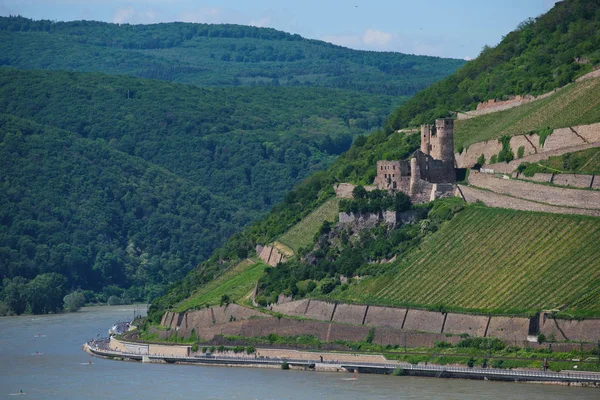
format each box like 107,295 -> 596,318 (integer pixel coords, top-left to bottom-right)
454,77 -> 600,150
540,148 -> 600,175
278,198 -> 340,252
334,206 -> 600,317
174,259 -> 267,311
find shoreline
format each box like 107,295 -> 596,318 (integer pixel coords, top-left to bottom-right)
82,338 -> 600,388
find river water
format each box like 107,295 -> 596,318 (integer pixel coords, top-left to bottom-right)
0,305 -> 597,399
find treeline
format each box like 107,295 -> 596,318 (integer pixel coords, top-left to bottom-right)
0,17 -> 464,95
386,0 -> 600,129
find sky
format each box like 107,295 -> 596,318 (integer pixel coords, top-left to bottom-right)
0,0 -> 559,59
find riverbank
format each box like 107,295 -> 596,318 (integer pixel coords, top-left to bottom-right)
83,337 -> 600,387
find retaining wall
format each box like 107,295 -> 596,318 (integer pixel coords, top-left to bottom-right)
257,245 -> 287,266
364,306 -> 407,329
270,299 -> 310,317
458,184 -> 600,216
468,172 -> 600,210
539,315 -> 600,342
455,122 -> 600,169
402,309 -> 445,333
332,304 -> 368,325
486,316 -> 530,341
304,300 -> 336,321
552,174 -> 594,188
443,314 -> 490,337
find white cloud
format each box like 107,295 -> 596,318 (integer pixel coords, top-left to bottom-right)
362,29 -> 393,49
112,6 -> 134,24
179,7 -> 222,23
248,16 -> 270,28
464,56 -> 472,61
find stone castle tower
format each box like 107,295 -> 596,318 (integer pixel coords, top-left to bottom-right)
419,118 -> 456,183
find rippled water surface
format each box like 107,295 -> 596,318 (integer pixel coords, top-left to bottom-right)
0,306 -> 597,399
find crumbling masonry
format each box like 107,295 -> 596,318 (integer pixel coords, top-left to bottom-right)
373,118 -> 457,203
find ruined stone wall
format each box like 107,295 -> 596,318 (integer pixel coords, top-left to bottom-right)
257,245 -> 287,266
338,211 -> 398,226
458,184 -> 600,216
468,172 -> 600,211
334,183 -> 378,198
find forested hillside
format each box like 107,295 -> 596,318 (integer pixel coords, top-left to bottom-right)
386,0 -> 600,130
0,67 -> 419,314
0,114 -> 240,313
0,16 -> 465,96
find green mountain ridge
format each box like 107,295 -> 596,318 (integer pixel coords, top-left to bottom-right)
0,16 -> 465,95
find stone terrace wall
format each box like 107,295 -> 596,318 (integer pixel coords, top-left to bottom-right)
332,304 -> 368,325
468,171 -> 600,211
402,309 -> 445,333
364,306 -> 407,329
270,299 -> 310,317
304,300 -> 336,321
539,315 -> 600,342
486,316 -> 530,341
443,314 -> 490,337
552,174 -> 594,188
455,122 -> 600,169
458,184 -> 600,216
212,304 -> 269,324
257,245 -> 287,267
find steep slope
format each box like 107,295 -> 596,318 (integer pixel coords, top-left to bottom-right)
0,114 -> 239,305
0,17 -> 465,96
386,0 -> 600,130
454,76 -> 600,150
333,206 -> 600,317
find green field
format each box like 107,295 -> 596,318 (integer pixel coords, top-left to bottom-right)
175,259 -> 267,312
334,206 -> 600,316
278,198 -> 340,252
454,78 -> 600,150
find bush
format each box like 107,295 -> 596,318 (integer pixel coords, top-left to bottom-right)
246,346 -> 256,354
281,361 -> 290,370
365,328 -> 376,344
476,154 -> 486,167
392,367 -> 406,376
467,357 -> 475,368
191,343 -> 199,352
434,341 -> 452,349
537,333 -> 546,344
489,154 -> 498,164
517,146 -> 525,159
63,291 -> 85,312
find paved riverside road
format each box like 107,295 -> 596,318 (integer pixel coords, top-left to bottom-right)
85,339 -> 600,384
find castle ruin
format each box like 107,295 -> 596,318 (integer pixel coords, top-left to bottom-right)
373,118 -> 457,203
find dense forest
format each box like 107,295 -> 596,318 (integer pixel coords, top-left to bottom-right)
386,0 -> 600,130
0,16 -> 465,96
0,67 -> 414,314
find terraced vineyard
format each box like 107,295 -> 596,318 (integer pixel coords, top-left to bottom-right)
335,206 -> 600,316
175,259 -> 266,312
454,77 -> 600,150
278,198 -> 340,252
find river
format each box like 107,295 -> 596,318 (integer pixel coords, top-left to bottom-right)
0,305 -> 597,399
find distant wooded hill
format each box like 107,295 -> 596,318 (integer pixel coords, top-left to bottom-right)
0,67 -> 419,310
0,16 -> 465,96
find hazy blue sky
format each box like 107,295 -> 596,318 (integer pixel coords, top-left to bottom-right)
1,1 -> 558,59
